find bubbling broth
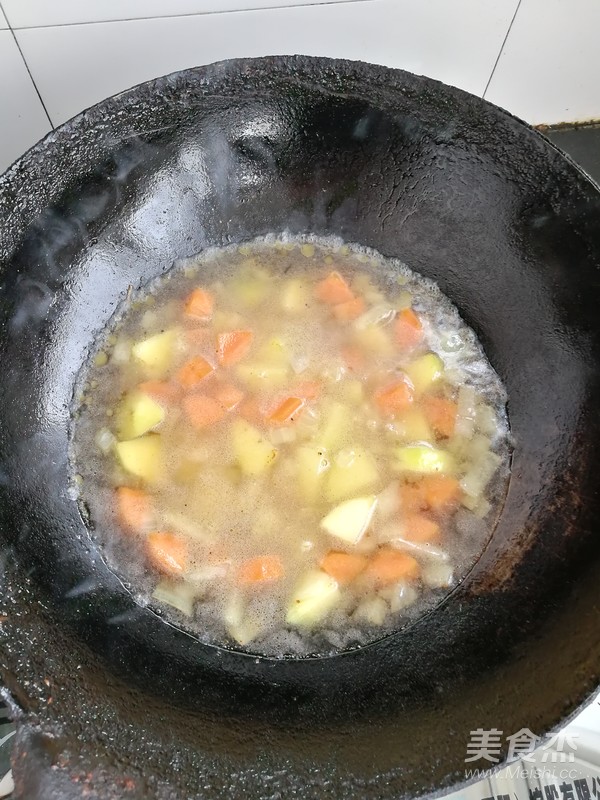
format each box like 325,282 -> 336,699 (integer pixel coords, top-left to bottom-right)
72,236 -> 510,656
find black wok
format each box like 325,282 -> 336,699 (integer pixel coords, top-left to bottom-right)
1,56 -> 600,800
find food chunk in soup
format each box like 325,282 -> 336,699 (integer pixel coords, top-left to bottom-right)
72,236 -> 510,656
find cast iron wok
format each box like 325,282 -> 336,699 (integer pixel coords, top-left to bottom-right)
1,56 -> 600,800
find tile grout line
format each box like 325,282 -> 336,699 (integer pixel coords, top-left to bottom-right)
3,15 -> 55,129
3,0 -> 373,31
482,0 -> 523,98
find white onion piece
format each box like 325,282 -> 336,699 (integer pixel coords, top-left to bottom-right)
111,339 -> 131,364
364,290 -> 386,305
389,536 -> 450,563
295,406 -> 320,437
441,331 -> 465,353
141,310 -> 158,329
270,427 -> 297,445
460,451 -> 502,498
188,563 -> 230,582
353,303 -> 396,330
475,404 -> 498,436
473,498 -> 492,519
95,427 -> 116,454
290,353 -> 310,375
380,581 -> 419,613
152,580 -> 197,616
376,482 -> 401,522
353,595 -> 388,625
422,562 -> 454,589
455,385 -> 477,439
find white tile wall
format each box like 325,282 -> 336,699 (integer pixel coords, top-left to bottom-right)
0,30 -> 52,173
0,0 -> 599,175
14,0 -> 519,127
485,0 -> 600,125
1,0 -> 365,28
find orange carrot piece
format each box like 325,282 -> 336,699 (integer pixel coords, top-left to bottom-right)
116,487 -> 151,533
395,308 -> 423,350
176,356 -> 214,388
421,475 -> 461,511
320,551 -> 368,585
183,394 -> 227,429
341,344 -> 366,373
332,296 -> 365,322
147,531 -> 188,576
217,330 -> 253,366
365,548 -> 420,586
398,481 -> 428,513
403,514 -> 441,543
184,288 -> 214,320
238,555 -> 284,585
373,378 -> 414,417
422,396 -> 457,438
315,271 -> 355,305
212,382 -> 245,412
266,396 -> 306,426
138,380 -> 180,405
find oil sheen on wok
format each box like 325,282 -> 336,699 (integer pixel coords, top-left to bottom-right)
72,236 -> 510,656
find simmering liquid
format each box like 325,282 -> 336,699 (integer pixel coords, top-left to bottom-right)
72,236 -> 510,656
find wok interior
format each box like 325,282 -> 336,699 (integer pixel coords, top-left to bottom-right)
1,57 -> 600,798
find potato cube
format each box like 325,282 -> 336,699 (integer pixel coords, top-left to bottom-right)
116,391 -> 164,440
394,444 -> 455,475
354,326 -> 394,356
296,446 -> 330,502
131,329 -> 178,373
319,401 -> 353,450
405,353 -> 444,396
231,419 -> 278,476
394,409 -> 433,442
286,570 -> 341,627
281,278 -> 310,313
115,435 -> 161,482
320,495 -> 378,544
326,447 -> 379,502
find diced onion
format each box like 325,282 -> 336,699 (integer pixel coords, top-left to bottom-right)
422,562 -> 454,589
473,498 -> 492,519
188,563 -> 230,582
334,448 -> 357,468
152,580 -> 197,616
353,595 -> 388,625
389,536 -> 450,563
475,404 -> 498,436
224,592 -> 263,645
270,427 -> 297,445
354,303 -> 396,331
455,385 -> 477,439
441,332 -> 465,353
141,310 -> 158,329
379,581 -> 418,613
376,482 -> 401,522
111,339 -> 131,364
290,354 -> 310,374
95,427 -> 116,454
295,406 -> 320,440
460,450 -> 502,498
393,291 -> 412,310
